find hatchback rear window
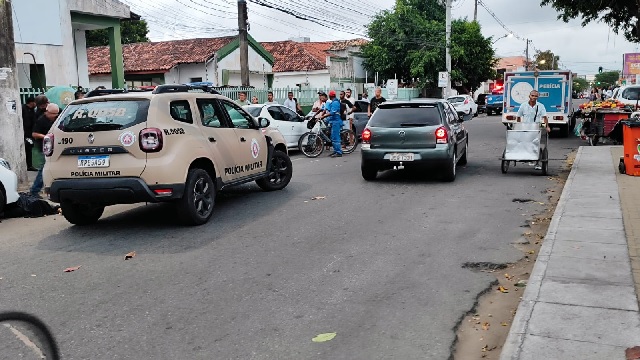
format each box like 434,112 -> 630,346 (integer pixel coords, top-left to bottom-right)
368,106 -> 442,127
447,97 -> 465,103
58,100 -> 150,132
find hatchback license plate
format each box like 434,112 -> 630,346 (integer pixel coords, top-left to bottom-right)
389,153 -> 415,162
78,155 -> 110,168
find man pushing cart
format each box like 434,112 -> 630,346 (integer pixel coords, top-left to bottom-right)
501,90 -> 551,174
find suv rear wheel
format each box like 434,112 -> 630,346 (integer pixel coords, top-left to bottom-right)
61,202 -> 104,225
256,150 -> 293,191
177,168 -> 216,225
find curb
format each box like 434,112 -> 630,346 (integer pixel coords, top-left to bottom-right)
499,146 -> 582,360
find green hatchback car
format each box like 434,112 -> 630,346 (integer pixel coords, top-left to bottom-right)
360,99 -> 469,182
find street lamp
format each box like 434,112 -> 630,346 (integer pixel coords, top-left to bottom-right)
492,33 -> 514,44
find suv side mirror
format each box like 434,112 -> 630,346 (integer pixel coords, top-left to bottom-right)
258,117 -> 270,128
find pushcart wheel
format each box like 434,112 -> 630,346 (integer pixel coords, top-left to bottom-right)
541,149 -> 549,176
501,160 -> 509,174
619,159 -> 626,174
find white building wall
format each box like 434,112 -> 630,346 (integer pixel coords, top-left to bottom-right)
217,47 -> 273,86
88,75 -> 113,89
272,71 -> 330,89
74,29 -> 90,88
166,63 -> 211,84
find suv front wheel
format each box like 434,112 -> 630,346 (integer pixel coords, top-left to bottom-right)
61,202 -> 104,225
256,150 -> 293,191
177,168 -> 216,225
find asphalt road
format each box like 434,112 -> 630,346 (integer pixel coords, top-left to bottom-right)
0,114 -> 582,360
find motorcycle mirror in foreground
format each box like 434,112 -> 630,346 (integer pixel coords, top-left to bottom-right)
0,312 -> 60,360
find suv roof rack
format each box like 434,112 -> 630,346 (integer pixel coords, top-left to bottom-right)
152,84 -> 220,95
85,88 -> 153,98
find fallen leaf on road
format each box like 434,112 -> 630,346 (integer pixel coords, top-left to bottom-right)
504,273 -> 513,280
31,274 -> 36,277
501,322 -> 509,326
515,280 -> 527,287
63,266 -> 81,273
528,250 -> 535,254
482,322 -> 490,330
124,251 -> 136,260
498,286 -> 509,293
311,196 -> 326,200
312,332 -> 336,342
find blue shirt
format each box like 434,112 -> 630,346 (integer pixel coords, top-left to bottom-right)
326,99 -> 341,124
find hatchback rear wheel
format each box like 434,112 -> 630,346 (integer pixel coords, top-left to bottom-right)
361,163 -> 378,181
442,152 -> 457,182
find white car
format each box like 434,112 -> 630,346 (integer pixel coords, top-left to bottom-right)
447,95 -> 478,116
612,85 -> 640,107
0,158 -> 20,214
244,104 -> 309,148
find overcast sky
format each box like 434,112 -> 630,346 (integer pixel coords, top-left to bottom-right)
123,0 -> 640,75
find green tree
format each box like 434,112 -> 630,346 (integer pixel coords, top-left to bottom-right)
540,0 -> 640,43
594,70 -> 620,88
573,77 -> 589,93
361,0 -> 496,92
534,50 -> 560,70
86,19 -> 149,47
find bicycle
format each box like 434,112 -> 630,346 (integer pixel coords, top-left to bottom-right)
298,118 -> 357,158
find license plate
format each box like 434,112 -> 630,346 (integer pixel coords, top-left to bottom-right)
78,155 -> 110,168
389,153 -> 415,162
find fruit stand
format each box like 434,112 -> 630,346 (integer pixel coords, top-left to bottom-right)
577,100 -> 631,146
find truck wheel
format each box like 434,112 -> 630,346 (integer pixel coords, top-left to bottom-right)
487,110 -> 492,116
61,202 -> 104,226
560,124 -> 570,138
256,150 -> 293,191
177,168 -> 216,225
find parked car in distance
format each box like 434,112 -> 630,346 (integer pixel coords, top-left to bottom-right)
352,100 -> 372,138
0,158 -> 20,215
612,85 -> 640,107
244,104 -> 308,148
360,99 -> 469,182
476,93 -> 488,114
486,93 -> 504,115
447,95 -> 478,117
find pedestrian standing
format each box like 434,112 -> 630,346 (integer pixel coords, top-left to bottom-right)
361,92 -> 369,102
251,96 -> 259,104
21,97 -> 38,171
339,90 -> 354,128
265,91 -> 278,104
321,90 -> 343,157
236,92 -> 249,106
30,103 -> 60,198
33,95 -> 49,120
283,91 -> 297,112
368,87 -> 386,117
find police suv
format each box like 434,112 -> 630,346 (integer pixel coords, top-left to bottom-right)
43,85 -> 292,226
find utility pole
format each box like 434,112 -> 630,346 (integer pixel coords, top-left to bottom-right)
525,38 -> 530,71
445,0 -> 452,97
237,0 -> 250,87
0,0 -> 27,183
474,0 -> 478,22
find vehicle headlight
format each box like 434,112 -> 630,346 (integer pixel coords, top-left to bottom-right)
0,158 -> 10,170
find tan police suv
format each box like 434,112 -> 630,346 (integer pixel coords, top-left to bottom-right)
43,85 -> 292,226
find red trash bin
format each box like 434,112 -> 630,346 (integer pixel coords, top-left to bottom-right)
622,120 -> 640,176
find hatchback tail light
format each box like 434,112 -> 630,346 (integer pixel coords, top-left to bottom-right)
435,126 -> 448,144
43,133 -> 54,156
362,128 -> 372,144
139,128 -> 163,152
464,98 -> 470,104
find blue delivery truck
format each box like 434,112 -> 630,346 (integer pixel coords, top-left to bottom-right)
502,70 -> 574,137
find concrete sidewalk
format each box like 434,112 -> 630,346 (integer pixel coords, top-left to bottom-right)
501,146 -> 640,359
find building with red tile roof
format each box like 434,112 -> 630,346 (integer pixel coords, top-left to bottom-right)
88,35 -> 275,89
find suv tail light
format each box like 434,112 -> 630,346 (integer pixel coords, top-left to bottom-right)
43,133 -> 54,156
435,126 -> 448,144
139,128 -> 163,152
362,128 -> 372,144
